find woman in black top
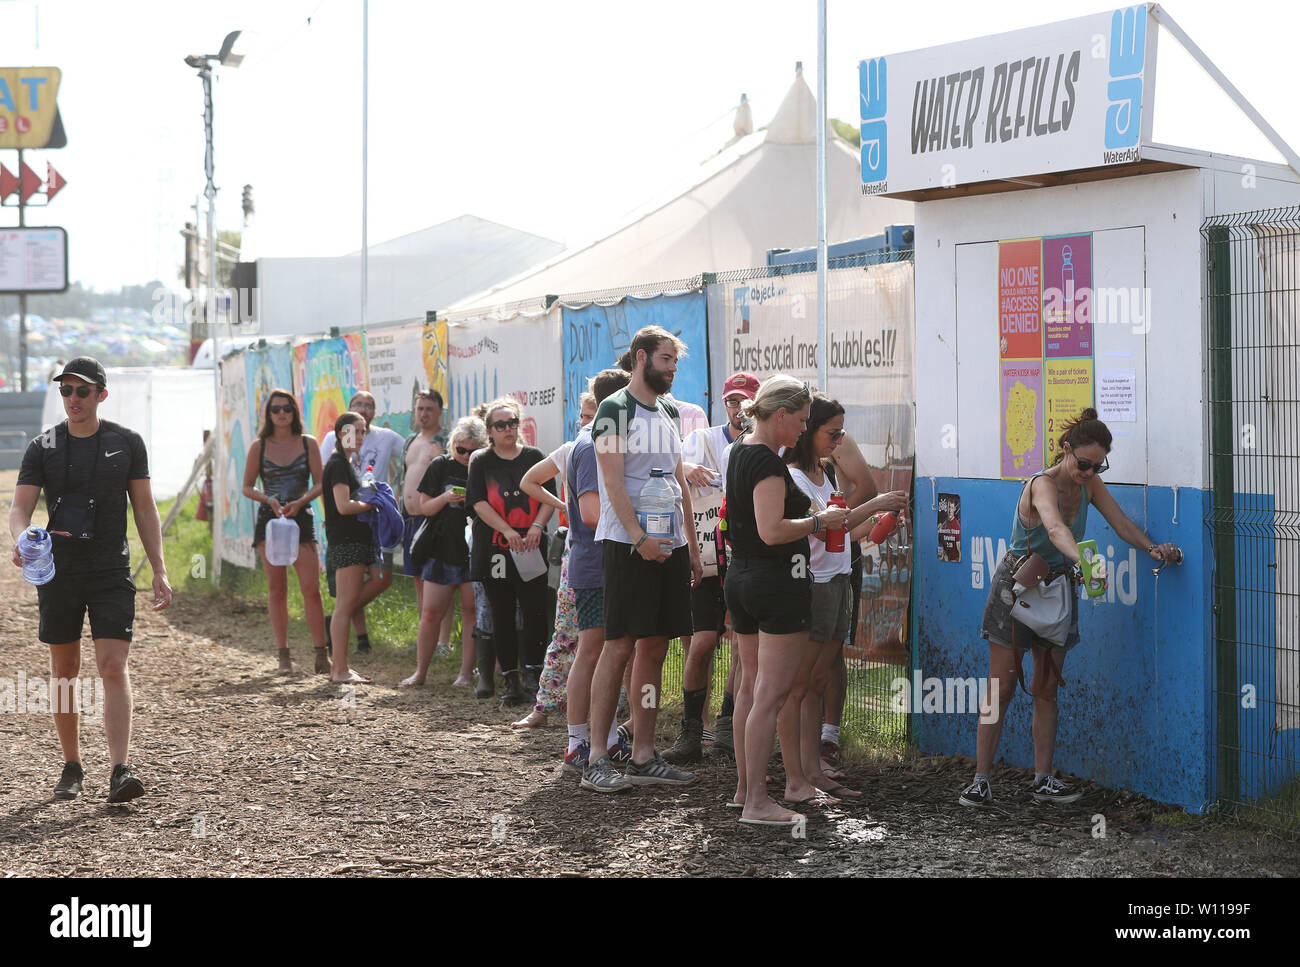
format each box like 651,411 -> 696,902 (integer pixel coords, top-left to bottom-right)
241,389 -> 329,676
466,398 -> 556,707
399,415 -> 487,688
723,376 -> 847,828
322,412 -> 376,684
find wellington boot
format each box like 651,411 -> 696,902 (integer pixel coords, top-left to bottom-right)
521,664 -> 542,697
500,669 -> 528,708
475,632 -> 497,699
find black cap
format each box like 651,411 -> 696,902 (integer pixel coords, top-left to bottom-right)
54,356 -> 107,387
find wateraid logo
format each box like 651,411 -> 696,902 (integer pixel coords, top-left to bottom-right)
969,535 -> 1137,605
859,56 -> 887,185
1104,5 -> 1145,150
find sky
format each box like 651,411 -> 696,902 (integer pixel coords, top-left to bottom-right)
0,0 -> 1297,293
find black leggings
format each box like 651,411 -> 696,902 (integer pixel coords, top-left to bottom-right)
483,575 -> 549,672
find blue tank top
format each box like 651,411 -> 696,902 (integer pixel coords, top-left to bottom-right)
1009,470 -> 1089,568
259,437 -> 311,503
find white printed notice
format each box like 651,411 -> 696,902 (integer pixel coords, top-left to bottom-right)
1097,368 -> 1136,423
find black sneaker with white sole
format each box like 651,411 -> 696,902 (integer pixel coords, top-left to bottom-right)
53,761 -> 84,801
1031,775 -> 1082,804
624,753 -> 696,786
107,764 -> 145,804
958,777 -> 993,807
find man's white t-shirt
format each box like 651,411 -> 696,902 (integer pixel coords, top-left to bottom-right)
681,423 -> 736,495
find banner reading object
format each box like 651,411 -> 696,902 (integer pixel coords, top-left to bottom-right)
365,319 -> 448,435
447,309 -> 564,458
858,6 -> 1157,194
293,335 -> 368,443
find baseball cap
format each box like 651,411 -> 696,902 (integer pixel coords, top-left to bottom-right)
722,371 -> 759,401
54,356 -> 107,387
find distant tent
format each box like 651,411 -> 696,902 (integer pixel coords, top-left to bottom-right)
451,64 -> 913,311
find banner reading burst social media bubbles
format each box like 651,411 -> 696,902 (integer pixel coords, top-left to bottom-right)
294,334 -> 369,443
560,292 -> 709,442
447,308 -> 564,457
216,353 -> 257,570
365,319 -> 448,434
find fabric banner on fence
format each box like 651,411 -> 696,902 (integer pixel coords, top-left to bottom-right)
448,309 -> 564,457
293,334 -> 369,442
216,351 -> 256,569
365,318 -> 449,434
560,292 -> 709,441
706,261 -> 916,663
245,342 -> 296,435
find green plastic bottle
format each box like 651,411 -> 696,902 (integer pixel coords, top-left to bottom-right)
1077,540 -> 1106,598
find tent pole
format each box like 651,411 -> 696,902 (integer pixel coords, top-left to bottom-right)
816,0 -> 829,393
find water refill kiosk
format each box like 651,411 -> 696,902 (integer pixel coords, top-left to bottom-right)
860,5 -> 1300,810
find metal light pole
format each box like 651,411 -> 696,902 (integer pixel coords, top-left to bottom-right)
816,0 -> 829,393
187,30 -> 246,583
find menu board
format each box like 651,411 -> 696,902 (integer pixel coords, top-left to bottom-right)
0,227 -> 67,293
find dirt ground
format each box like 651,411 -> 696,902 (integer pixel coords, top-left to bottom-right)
1,500 -> 1297,878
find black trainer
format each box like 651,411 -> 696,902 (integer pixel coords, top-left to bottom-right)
107,764 -> 145,804
53,761 -> 84,801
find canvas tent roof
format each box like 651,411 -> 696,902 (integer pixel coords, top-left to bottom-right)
450,66 -> 913,312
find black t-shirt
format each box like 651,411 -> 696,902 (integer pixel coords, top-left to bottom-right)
17,419 -> 149,575
725,441 -> 811,560
321,451 -> 372,545
417,455 -> 469,568
465,446 -> 554,579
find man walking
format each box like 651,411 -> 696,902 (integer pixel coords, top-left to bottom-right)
582,327 -> 702,793
9,357 -> 172,803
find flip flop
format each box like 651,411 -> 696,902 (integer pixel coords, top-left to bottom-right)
725,800 -> 745,810
739,812 -> 806,828
820,784 -> 863,800
331,672 -> 372,685
785,795 -> 841,811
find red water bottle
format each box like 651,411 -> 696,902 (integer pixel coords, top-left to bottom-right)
826,491 -> 847,553
869,512 -> 898,546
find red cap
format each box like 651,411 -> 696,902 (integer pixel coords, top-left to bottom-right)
722,372 -> 760,401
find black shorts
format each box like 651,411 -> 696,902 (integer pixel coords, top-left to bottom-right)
724,555 -> 812,636
402,515 -> 421,576
38,569 -> 137,644
253,504 -> 315,548
690,574 -> 727,638
602,541 -> 692,642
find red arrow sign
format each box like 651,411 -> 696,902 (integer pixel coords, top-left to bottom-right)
19,160 -> 42,205
46,163 -> 66,201
0,163 -> 16,201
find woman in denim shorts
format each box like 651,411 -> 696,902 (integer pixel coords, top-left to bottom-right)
958,408 -> 1182,809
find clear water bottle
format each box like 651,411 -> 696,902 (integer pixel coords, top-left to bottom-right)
362,464 -> 376,489
18,526 -> 56,586
265,512 -> 300,567
636,468 -> 677,547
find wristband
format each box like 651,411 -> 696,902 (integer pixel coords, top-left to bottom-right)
529,522 -> 543,531
632,534 -> 648,555
809,514 -> 820,534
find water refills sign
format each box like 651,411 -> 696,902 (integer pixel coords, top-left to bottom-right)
858,5 -> 1156,195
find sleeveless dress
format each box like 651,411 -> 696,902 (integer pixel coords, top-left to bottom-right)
253,437 -> 315,548
979,471 -> 1089,653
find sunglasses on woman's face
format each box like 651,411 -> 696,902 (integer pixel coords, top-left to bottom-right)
826,428 -> 846,441
1068,445 -> 1108,474
59,384 -> 95,398
269,403 -> 294,414
456,445 -> 481,456
491,418 -> 520,431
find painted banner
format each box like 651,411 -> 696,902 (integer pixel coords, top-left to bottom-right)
447,309 -> 564,457
1042,234 -> 1093,357
1044,357 -> 1094,464
1001,358 -> 1044,477
858,6 -> 1158,194
293,335 -> 369,443
560,292 -> 709,441
998,239 -> 1041,360
365,319 -> 449,434
216,352 -> 256,569
245,342 -> 295,436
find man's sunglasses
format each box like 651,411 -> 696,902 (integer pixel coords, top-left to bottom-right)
269,403 -> 295,414
1067,445 -> 1108,474
59,384 -> 97,398
456,445 -> 481,456
491,418 -> 520,431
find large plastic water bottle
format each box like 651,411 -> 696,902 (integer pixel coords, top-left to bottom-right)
265,512 -> 300,567
18,526 -> 55,586
636,468 -> 677,547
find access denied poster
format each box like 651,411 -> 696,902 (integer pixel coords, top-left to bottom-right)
998,234 -> 1094,479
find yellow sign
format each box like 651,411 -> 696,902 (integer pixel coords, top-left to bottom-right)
1044,358 -> 1094,462
0,67 -> 62,149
